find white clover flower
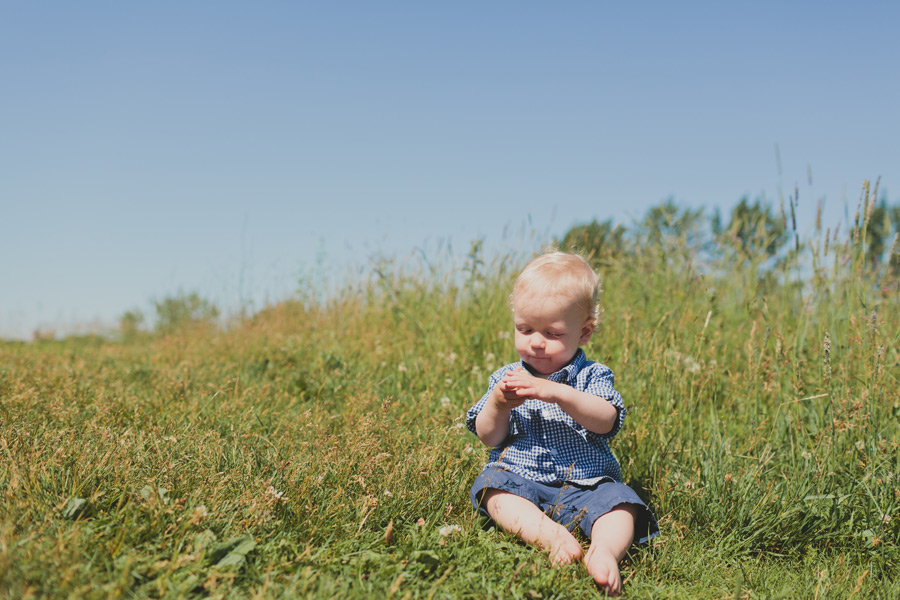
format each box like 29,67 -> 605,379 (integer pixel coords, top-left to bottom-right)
440,397 -> 451,407
383,490 -> 393,497
266,486 -> 287,501
498,331 -> 510,340
855,440 -> 865,452
801,451 -> 812,460
398,363 -> 407,372
439,524 -> 461,537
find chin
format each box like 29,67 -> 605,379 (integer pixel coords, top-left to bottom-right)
528,358 -> 561,373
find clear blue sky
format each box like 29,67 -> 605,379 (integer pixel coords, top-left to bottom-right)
2,1 -> 898,339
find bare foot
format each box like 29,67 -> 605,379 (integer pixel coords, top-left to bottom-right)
545,529 -> 583,565
583,545 -> 622,596
481,489 -> 584,567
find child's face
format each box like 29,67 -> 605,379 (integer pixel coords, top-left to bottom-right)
512,292 -> 594,376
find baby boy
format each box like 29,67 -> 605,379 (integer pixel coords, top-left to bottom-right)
466,251 -> 657,596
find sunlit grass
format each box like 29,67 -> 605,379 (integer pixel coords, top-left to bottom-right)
1,215 -> 899,598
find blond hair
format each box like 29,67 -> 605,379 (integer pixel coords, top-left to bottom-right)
512,252 -> 600,321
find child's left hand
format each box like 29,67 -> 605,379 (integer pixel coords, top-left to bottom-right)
502,369 -> 558,404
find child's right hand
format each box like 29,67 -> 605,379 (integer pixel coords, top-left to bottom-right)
491,368 -> 528,409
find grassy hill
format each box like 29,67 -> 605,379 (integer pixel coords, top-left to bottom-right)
2,213 -> 899,598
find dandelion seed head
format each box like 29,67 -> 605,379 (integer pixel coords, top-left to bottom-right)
665,350 -> 701,374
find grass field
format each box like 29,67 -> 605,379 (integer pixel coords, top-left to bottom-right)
2,204 -> 899,598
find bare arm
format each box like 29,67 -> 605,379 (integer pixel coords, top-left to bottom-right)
474,369 -> 528,447
502,369 -> 618,435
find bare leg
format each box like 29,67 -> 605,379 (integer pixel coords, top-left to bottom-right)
482,488 -> 583,565
583,503 -> 638,596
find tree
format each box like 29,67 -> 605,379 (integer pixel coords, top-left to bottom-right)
863,200 -> 900,268
119,309 -> 145,339
153,292 -> 219,333
639,198 -> 704,247
558,219 -> 627,264
720,197 -> 788,259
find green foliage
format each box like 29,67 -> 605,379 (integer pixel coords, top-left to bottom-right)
558,218 -> 627,264
639,198 -> 705,248
864,200 -> 900,267
152,291 -> 220,333
119,309 -> 145,339
3,196 -> 900,598
721,196 -> 789,258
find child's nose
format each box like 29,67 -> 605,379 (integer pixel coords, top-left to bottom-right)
531,334 -> 546,348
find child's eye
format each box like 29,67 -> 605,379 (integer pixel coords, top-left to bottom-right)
546,332 -> 563,339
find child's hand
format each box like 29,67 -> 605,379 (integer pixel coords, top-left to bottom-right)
502,368 -> 556,403
490,368 -> 529,410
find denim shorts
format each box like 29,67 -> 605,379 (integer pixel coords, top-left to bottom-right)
471,467 -> 659,543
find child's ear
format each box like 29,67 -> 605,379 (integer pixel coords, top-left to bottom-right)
579,317 -> 596,345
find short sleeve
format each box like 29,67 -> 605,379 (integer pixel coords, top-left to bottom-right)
581,363 -> 626,441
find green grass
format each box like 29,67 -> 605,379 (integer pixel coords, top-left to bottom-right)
1,225 -> 899,598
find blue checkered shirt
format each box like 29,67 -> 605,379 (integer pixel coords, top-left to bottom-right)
466,349 -> 626,485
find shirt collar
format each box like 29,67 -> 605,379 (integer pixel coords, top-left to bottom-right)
521,348 -> 586,382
